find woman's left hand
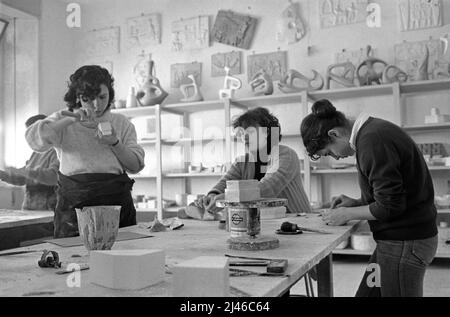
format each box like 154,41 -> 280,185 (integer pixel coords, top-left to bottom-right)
97,126 -> 119,146
321,208 -> 351,226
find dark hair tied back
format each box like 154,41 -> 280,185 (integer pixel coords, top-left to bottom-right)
312,99 -> 337,119
300,99 -> 349,160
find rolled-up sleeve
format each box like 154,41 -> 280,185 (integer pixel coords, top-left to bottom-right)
121,121 -> 145,174
25,113 -> 63,153
359,134 -> 407,221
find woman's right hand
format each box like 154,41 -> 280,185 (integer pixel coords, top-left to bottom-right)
194,194 -> 224,213
194,194 -> 214,210
60,109 -> 97,128
331,195 -> 360,209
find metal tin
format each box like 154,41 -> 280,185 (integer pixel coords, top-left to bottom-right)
228,207 -> 248,238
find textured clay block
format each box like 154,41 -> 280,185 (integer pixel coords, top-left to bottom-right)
260,206 -> 286,220
225,188 -> 261,202
226,180 -> 259,191
173,256 -> 229,297
90,249 -> 165,290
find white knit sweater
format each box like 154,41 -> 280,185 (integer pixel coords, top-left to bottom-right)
25,110 -> 145,176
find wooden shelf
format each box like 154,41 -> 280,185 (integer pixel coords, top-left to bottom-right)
312,166 -> 450,175
308,84 -> 394,101
163,100 -> 225,113
403,123 -> 450,132
312,168 -> 357,174
165,173 -> 224,178
332,248 -> 374,256
438,209 -> 450,214
333,228 -> 450,259
112,106 -> 156,118
400,79 -> 450,94
232,93 -> 305,108
429,166 -> 450,171
132,174 -> 157,179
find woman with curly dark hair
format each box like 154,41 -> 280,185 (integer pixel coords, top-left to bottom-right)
300,99 -> 437,297
26,65 -> 145,238
194,107 -> 311,216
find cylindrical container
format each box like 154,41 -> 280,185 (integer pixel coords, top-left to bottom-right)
228,207 -> 248,238
247,208 -> 261,237
351,232 -> 376,251
126,87 -> 138,108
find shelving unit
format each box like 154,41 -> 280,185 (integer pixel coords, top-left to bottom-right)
113,79 -> 450,257
304,79 -> 450,259
113,92 -> 309,220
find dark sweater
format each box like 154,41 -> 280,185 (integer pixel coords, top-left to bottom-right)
356,117 -> 437,241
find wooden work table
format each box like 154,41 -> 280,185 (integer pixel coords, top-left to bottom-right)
0,209 -> 53,230
0,209 -> 54,251
0,215 -> 361,297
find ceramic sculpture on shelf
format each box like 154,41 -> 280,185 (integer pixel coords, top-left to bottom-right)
180,74 -> 204,102
276,0 -> 305,44
356,45 -> 388,86
414,45 -> 429,81
249,69 -> 274,96
382,65 -> 408,84
126,87 -> 138,108
326,62 -> 356,89
133,52 -> 168,107
219,66 -> 242,99
435,66 -> 450,79
278,69 -> 324,94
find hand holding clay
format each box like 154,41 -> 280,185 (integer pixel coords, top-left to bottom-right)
205,193 -> 225,214
97,124 -> 119,146
321,208 -> 350,226
61,108 -> 97,129
330,194 -> 360,209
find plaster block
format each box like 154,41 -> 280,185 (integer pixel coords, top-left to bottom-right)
260,206 -> 286,220
98,122 -> 112,136
173,256 -> 229,297
225,188 -> 260,202
226,180 -> 259,191
90,249 -> 165,290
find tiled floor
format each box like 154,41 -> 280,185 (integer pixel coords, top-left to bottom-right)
291,256 -> 450,297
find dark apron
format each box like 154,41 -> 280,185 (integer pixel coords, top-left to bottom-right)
54,172 -> 137,238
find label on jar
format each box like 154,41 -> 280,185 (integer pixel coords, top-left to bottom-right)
229,208 -> 248,238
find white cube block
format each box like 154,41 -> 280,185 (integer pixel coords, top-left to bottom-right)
173,256 -> 229,297
225,188 -> 260,202
260,206 -> 286,220
90,249 -> 165,290
226,180 -> 259,191
98,122 -> 112,136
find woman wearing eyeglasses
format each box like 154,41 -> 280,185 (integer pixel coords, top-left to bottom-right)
300,99 -> 438,297
194,107 -> 312,216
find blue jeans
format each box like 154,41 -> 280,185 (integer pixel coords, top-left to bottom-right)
355,235 -> 438,297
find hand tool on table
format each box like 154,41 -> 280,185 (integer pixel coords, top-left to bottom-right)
38,250 -> 61,269
0,250 -> 40,257
225,254 -> 288,274
281,222 -> 332,235
55,263 -> 89,275
229,268 -> 289,278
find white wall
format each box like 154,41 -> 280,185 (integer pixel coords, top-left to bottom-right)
38,0 -> 78,115
39,0 -> 450,202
